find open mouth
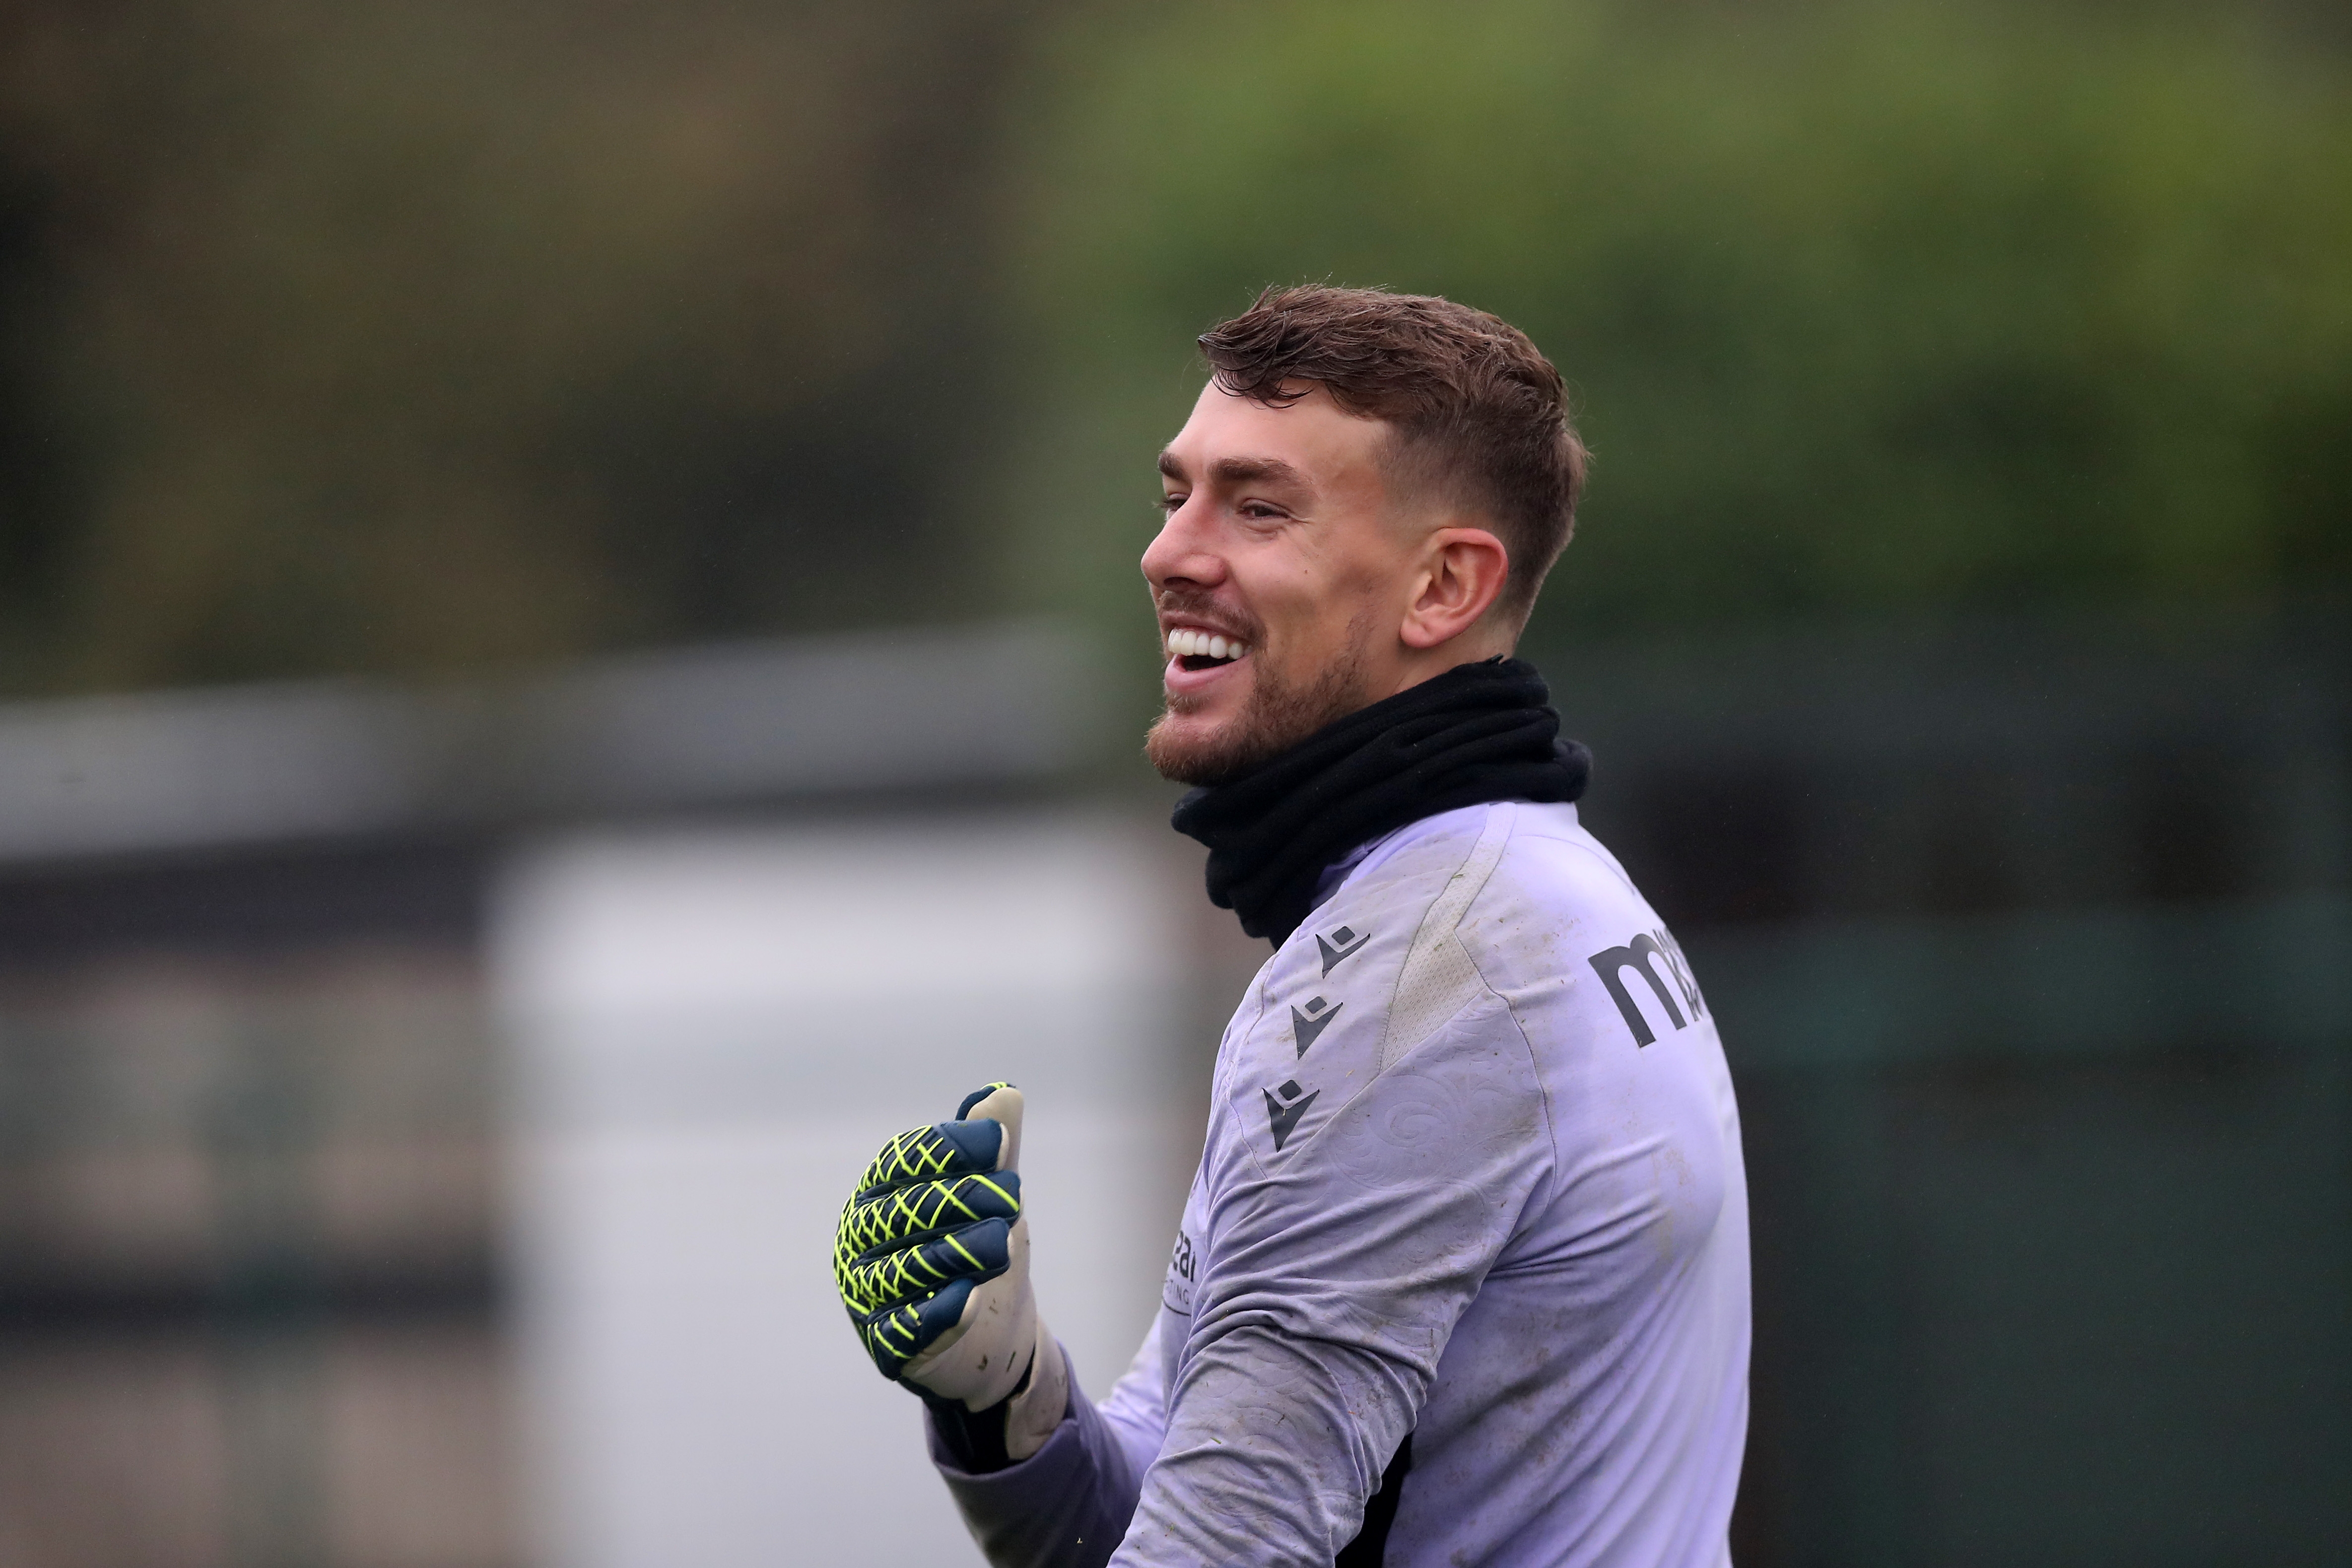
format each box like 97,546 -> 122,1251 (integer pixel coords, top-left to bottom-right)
1166,626 -> 1249,674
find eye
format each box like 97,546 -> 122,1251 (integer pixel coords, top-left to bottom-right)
1238,501 -> 1284,520
1157,492 -> 1187,515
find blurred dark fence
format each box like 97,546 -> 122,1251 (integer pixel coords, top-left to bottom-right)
1565,611 -> 2352,1567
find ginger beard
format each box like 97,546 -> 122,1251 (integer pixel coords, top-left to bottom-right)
1144,600 -> 1376,787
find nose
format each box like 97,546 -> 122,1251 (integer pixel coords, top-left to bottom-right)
1141,497 -> 1227,595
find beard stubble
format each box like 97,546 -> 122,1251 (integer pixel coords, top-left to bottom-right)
1144,614 -> 1372,787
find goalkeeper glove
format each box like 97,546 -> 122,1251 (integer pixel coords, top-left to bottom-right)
833,1083 -> 1067,1463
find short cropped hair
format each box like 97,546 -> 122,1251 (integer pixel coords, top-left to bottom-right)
1197,284 -> 1588,625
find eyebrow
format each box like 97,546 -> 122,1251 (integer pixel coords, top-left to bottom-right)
1158,451 -> 1310,489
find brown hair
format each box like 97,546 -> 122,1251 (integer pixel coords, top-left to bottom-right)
1197,284 -> 1588,624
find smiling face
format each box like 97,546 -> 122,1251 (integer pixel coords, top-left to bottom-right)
1142,379 -> 1515,785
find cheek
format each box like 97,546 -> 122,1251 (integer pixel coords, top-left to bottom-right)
1236,530 -> 1395,656
1225,553 -> 1308,635
1286,551 -> 1394,645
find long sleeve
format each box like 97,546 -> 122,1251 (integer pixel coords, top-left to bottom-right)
932,1328 -> 1166,1568
1109,987 -> 1551,1567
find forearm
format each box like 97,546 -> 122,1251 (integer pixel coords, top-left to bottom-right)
932,1354 -> 1145,1568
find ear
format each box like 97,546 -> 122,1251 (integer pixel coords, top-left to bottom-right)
1399,527 -> 1511,650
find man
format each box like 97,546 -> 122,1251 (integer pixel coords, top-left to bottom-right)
833,286 -> 1749,1566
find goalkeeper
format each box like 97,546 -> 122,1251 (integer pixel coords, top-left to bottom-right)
832,287 -> 1750,1567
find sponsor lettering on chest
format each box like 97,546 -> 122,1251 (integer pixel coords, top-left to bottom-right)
1162,1227 -> 1197,1314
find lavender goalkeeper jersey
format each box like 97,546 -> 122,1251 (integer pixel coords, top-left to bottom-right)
935,801 -> 1749,1568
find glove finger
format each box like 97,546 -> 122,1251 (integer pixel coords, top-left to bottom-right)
850,1274 -> 981,1382
836,1214 -> 1012,1317
854,1116 -> 1007,1199
837,1168 -> 1021,1266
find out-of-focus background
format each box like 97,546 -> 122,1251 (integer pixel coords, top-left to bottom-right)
0,1 -> 2346,1565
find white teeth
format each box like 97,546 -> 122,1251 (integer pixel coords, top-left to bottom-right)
1165,628 -> 1248,662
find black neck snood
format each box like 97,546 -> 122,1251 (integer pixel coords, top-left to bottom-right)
1169,656 -> 1592,944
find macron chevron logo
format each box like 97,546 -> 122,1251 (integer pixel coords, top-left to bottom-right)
1316,924 -> 1370,975
1290,996 -> 1343,1057
1263,1080 -> 1320,1150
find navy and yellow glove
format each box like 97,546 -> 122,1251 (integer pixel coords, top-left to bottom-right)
833,1084 -> 1067,1462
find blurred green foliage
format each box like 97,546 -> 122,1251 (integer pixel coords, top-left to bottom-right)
0,0 -> 2345,696
0,0 -> 1028,694
1005,0 -> 2352,667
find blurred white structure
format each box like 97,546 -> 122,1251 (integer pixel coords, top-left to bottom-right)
494,814 -> 1196,1568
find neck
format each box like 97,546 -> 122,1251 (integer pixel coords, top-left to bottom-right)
1374,630 -> 1518,701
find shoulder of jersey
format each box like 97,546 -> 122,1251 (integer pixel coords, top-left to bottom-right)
1224,806 -> 1518,1167
1448,805 -> 1659,977
1462,804 -> 1718,1055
